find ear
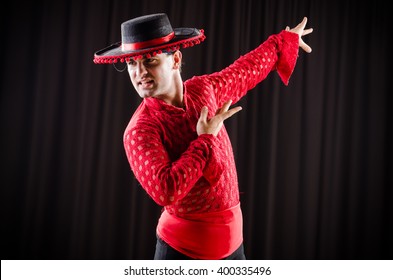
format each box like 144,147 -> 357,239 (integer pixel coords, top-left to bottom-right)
172,50 -> 182,70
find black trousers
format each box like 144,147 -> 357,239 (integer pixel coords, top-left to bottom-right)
154,236 -> 246,260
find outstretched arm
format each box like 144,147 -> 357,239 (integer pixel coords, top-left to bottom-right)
197,16 -> 313,107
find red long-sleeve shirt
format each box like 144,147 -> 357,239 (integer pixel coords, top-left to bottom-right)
123,30 -> 299,258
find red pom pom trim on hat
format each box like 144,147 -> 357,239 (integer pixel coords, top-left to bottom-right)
93,30 -> 206,64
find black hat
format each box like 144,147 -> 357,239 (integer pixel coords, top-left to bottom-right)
93,13 -> 205,64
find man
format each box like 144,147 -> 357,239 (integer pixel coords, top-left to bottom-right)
94,13 -> 312,259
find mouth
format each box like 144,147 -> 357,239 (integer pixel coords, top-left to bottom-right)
138,79 -> 154,89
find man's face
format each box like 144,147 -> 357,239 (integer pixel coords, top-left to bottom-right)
127,52 -> 178,100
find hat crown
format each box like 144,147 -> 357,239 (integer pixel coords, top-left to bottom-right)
121,13 -> 173,44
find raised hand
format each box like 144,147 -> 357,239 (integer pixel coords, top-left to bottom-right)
285,17 -> 313,53
197,100 -> 242,136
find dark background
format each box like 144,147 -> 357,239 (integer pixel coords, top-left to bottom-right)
1,0 -> 391,260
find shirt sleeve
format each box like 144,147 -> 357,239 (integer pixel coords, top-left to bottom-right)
124,121 -> 216,206
204,30 -> 299,107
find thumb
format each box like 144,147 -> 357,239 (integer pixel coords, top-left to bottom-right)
199,106 -> 208,122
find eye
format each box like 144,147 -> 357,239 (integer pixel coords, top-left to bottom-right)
127,59 -> 137,67
144,58 -> 158,66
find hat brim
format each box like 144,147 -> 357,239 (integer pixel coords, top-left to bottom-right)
93,28 -> 205,64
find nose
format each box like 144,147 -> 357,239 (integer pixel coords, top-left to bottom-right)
135,62 -> 147,77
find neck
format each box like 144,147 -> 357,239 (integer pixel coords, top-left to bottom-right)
160,71 -> 184,108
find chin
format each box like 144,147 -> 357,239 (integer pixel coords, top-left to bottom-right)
138,91 -> 154,99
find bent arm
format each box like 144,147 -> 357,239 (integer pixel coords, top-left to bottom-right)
124,123 -> 216,206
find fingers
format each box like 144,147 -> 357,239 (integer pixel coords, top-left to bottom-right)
199,100 -> 243,123
216,100 -> 242,121
199,106 -> 208,122
288,17 -> 312,35
196,101 -> 242,136
297,17 -> 308,30
300,40 -> 312,53
216,100 -> 232,113
302,27 -> 313,36
220,106 -> 242,121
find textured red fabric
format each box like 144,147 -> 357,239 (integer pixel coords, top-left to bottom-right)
157,203 -> 242,259
123,30 -> 299,258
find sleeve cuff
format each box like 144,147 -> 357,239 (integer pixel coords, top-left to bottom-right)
197,134 -> 217,149
276,30 -> 300,85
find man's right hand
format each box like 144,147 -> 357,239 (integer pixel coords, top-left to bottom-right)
196,100 -> 242,136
